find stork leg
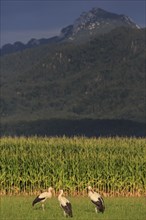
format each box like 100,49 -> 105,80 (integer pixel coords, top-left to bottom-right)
42,203 -> 45,211
95,207 -> 98,213
63,211 -> 68,217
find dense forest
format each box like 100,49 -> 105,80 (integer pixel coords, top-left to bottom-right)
0,27 -> 145,136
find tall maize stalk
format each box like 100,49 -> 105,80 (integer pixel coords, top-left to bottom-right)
0,136 -> 145,196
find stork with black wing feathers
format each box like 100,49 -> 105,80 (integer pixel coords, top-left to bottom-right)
87,186 -> 105,213
32,187 -> 53,211
58,189 -> 73,217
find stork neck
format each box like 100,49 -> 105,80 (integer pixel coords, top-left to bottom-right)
58,190 -> 63,199
48,187 -> 52,192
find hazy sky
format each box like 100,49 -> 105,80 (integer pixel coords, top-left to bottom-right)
1,0 -> 146,46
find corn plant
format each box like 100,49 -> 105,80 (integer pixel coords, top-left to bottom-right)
0,136 -> 145,196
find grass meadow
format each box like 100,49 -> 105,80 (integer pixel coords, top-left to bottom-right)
1,196 -> 146,220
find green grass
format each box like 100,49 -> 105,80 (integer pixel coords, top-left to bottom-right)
1,196 -> 146,220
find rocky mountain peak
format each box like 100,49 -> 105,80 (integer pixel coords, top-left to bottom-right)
60,7 -> 140,41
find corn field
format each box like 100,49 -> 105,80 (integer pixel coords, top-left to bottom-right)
0,136 -> 146,196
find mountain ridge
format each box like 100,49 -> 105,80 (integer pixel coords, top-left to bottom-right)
0,7 -> 141,56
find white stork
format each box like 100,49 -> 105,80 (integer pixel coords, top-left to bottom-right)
58,189 -> 73,217
87,186 -> 105,213
32,187 -> 53,211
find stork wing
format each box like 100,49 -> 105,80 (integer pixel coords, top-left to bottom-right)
91,197 -> 105,213
61,202 -> 73,217
32,196 -> 45,206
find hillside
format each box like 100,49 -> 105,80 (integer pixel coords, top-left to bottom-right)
0,26 -> 145,136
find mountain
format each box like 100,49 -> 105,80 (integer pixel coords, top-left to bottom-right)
0,25 -> 145,136
0,36 -> 62,56
0,7 -> 140,56
60,7 -> 140,41
0,8 -> 145,136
